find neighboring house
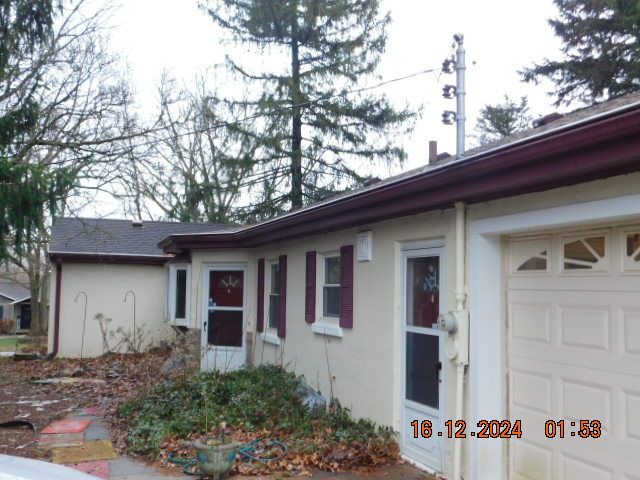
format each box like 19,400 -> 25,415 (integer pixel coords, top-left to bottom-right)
49,92 -> 640,480
0,281 -> 31,331
48,218 -> 241,357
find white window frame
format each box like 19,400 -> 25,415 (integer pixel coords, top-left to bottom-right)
312,252 -> 343,338
168,263 -> 191,327
559,229 -> 610,275
263,260 -> 281,345
621,226 -> 640,273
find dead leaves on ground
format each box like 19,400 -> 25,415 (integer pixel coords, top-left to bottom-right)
3,352 -> 400,476
158,425 -> 400,477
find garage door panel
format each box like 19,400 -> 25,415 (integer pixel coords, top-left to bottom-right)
557,447 -> 640,480
509,342 -> 638,377
509,290 -> 639,376
623,389 -> 640,443
510,439 -> 552,480
508,229 -> 640,478
508,275 -> 640,292
509,347 -> 640,463
510,367 -> 553,415
509,302 -> 552,345
621,307 -> 640,357
560,454 -> 614,480
559,304 -> 610,352
559,378 -> 612,432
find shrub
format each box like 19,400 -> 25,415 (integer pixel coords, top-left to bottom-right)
117,365 -> 393,457
0,319 -> 15,335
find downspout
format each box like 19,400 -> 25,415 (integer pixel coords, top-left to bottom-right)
453,202 -> 469,480
49,259 -> 62,359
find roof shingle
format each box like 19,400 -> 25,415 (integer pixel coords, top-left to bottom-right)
49,218 -> 241,256
0,281 -> 30,302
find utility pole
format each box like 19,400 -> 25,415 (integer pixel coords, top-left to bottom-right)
442,34 -> 466,160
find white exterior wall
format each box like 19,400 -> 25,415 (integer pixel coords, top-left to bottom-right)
48,263 -> 173,358
44,170 -> 640,477
193,209 -> 460,474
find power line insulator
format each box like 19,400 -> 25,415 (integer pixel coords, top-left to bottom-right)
442,85 -> 456,99
442,58 -> 455,74
442,111 -> 456,125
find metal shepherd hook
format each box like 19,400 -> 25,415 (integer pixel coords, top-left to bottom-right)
123,290 -> 137,353
74,292 -> 88,361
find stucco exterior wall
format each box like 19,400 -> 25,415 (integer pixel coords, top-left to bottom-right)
192,209 -> 459,473
48,263 -> 173,358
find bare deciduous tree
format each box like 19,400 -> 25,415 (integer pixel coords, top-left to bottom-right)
118,75 -> 259,224
1,0 -> 137,334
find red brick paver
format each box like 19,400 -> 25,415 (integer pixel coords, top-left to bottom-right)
41,419 -> 92,434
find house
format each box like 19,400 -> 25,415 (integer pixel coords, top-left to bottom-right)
48,218 -> 240,357
0,281 -> 31,331
48,92 -> 640,479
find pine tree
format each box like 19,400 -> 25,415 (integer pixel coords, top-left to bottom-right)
201,0 -> 414,213
475,96 -> 532,145
0,0 -> 72,258
522,0 -> 640,106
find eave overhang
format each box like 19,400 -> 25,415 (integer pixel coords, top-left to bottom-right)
160,104 -> 640,253
49,252 -> 170,265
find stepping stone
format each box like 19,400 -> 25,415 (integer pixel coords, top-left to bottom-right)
79,406 -> 104,417
42,419 -> 91,434
51,440 -> 118,464
65,461 -> 109,479
38,432 -> 84,448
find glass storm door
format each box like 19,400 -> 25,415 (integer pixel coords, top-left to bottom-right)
201,266 -> 247,372
401,248 -> 444,472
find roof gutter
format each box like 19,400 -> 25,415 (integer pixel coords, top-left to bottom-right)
49,252 -> 170,265
160,102 -> 640,252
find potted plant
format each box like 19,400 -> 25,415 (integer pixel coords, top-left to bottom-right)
193,423 -> 239,479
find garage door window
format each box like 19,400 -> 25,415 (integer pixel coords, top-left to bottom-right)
625,232 -> 640,271
563,235 -> 606,271
510,237 -> 550,273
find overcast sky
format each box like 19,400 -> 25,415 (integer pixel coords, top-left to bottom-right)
106,0 -> 563,190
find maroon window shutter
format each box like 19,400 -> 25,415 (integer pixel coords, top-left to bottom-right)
339,245 -> 354,328
257,258 -> 265,333
278,255 -> 287,338
305,251 -> 317,324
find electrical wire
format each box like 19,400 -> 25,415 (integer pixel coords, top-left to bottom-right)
34,66 -> 443,154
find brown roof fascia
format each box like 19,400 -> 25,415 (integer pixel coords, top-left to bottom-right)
49,252 -> 169,265
160,107 -> 640,252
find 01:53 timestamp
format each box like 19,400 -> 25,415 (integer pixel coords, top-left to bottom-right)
410,419 -> 523,439
545,419 -> 602,439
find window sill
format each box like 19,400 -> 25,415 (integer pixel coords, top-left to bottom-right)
311,321 -> 343,338
170,319 -> 190,328
262,331 -> 281,346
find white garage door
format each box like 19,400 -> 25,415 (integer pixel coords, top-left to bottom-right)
507,227 -> 640,480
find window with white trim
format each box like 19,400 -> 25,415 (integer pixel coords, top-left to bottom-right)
562,234 -> 607,271
268,262 -> 280,329
322,255 -> 341,318
624,230 -> 640,271
168,264 -> 191,326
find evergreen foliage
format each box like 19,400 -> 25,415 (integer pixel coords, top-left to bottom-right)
201,0 -> 415,215
475,95 -> 532,145
117,365 -> 394,456
0,0 -> 71,258
522,0 -> 640,105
